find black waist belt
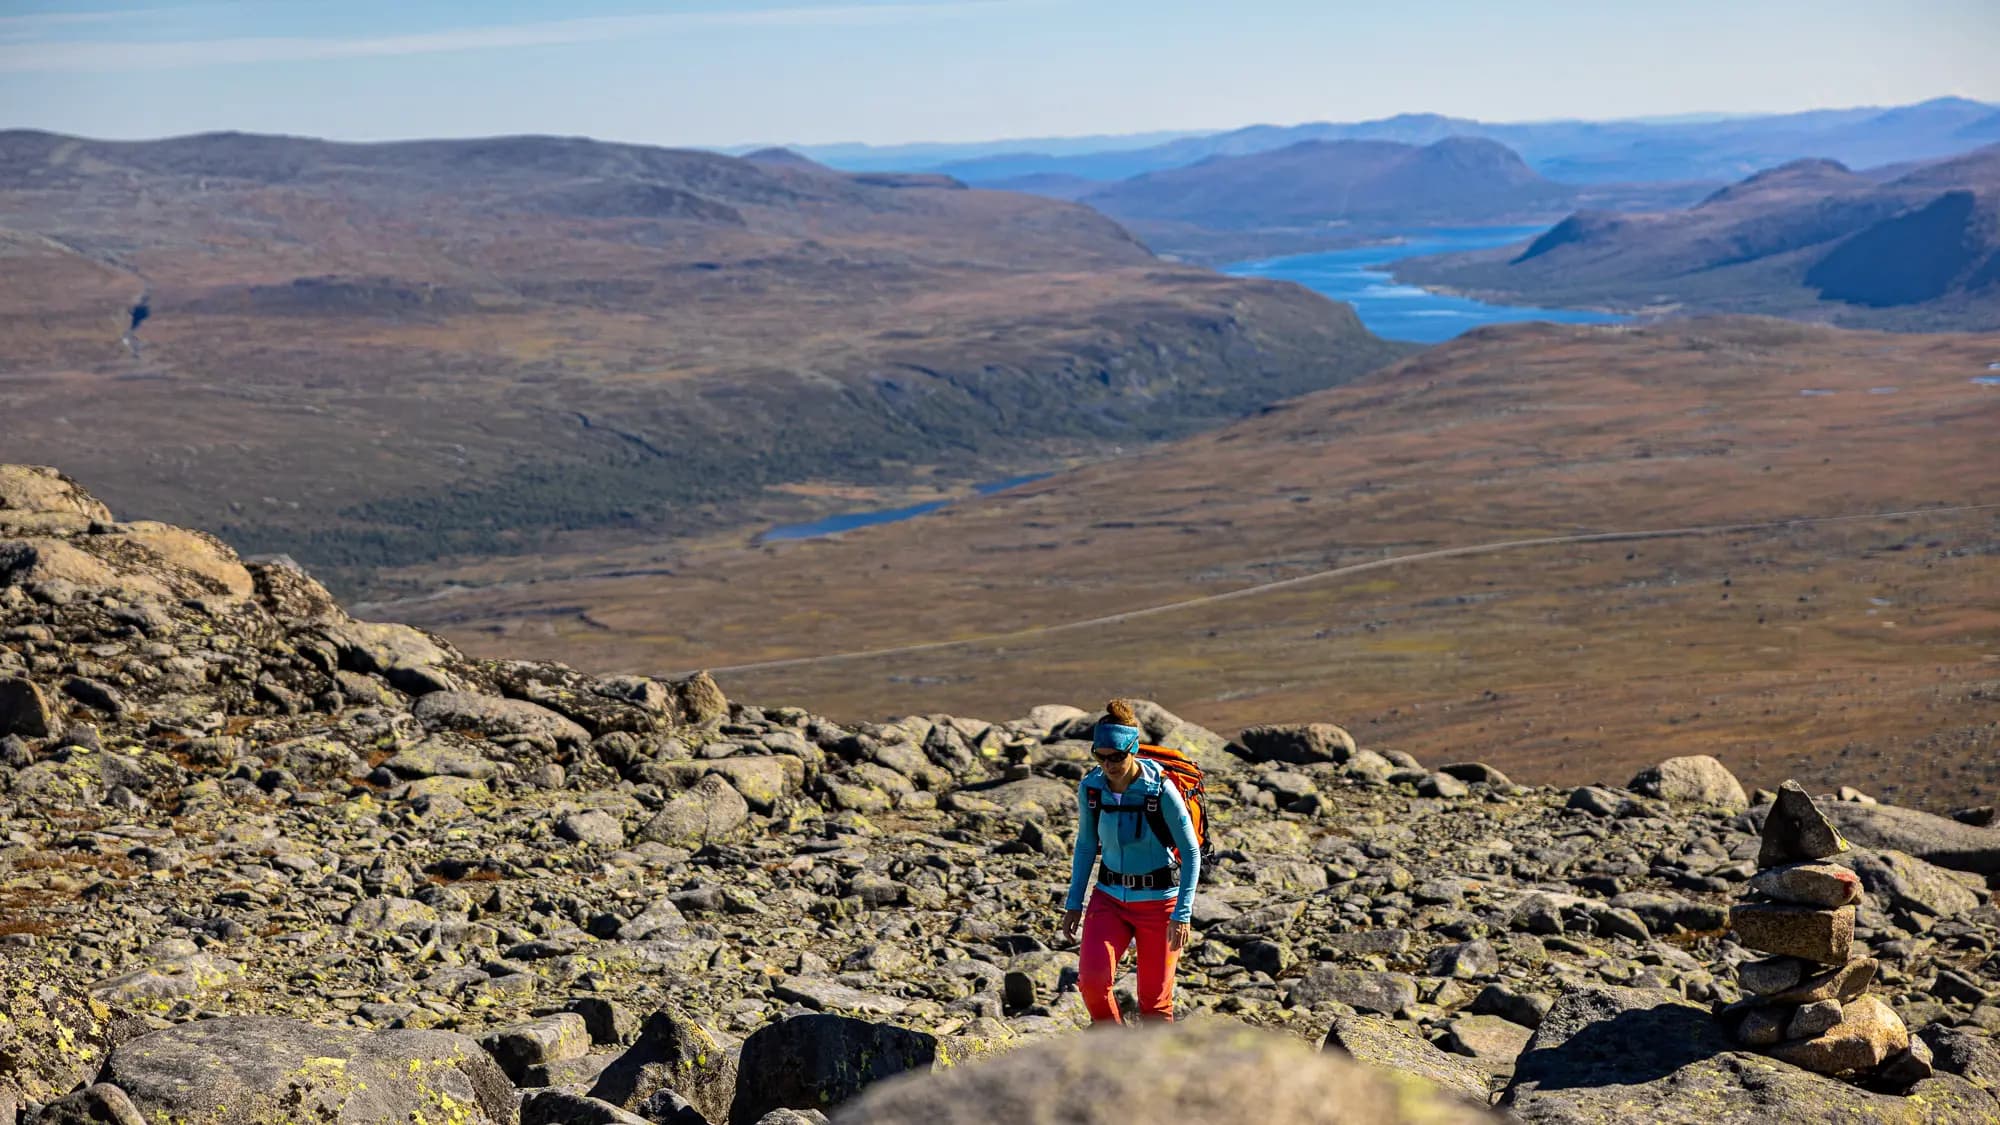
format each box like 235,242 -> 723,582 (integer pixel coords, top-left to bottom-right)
1098,860 -> 1180,891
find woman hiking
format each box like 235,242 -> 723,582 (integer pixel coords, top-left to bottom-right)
1060,699 -> 1202,1023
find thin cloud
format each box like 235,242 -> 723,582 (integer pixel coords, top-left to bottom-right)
0,1 -> 1035,73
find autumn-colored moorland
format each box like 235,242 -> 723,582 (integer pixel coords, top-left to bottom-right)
389,317 -> 2000,811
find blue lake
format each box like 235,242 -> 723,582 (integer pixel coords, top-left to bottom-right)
760,472 -> 1052,542
1226,225 -> 1628,344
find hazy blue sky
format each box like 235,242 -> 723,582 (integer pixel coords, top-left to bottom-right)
4,0 -> 1997,146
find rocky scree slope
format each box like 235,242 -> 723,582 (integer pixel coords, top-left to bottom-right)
4,463 -> 2000,1123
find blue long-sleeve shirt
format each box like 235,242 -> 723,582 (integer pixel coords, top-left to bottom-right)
1064,757 -> 1201,923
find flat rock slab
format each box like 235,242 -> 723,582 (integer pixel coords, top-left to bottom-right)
1322,1014 -> 1492,1103
1286,967 -> 1418,1015
1747,862 -> 1861,909
1821,801 -> 2000,875
834,1020 -> 1495,1124
1762,958 -> 1876,1007
769,976 -> 908,1016
414,691 -> 589,749
1835,848 -> 1985,919
1729,903 -> 1854,965
100,1015 -> 517,1125
1443,1014 -> 1536,1071
1738,956 -> 1807,996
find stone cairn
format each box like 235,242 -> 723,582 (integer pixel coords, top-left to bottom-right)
1724,780 -> 1928,1081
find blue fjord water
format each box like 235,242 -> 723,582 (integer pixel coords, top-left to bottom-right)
1225,225 -> 1627,344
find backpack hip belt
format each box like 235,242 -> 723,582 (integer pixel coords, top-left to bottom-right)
1097,859 -> 1180,891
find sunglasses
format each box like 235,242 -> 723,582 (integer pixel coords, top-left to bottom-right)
1092,749 -> 1133,763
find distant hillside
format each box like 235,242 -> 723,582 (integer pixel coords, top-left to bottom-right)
844,98 -> 2000,188
1083,137 -> 1572,229
395,317 -> 2000,812
0,129 -> 1409,592
1394,144 -> 2000,330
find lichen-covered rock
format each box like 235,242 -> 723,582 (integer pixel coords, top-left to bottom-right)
1322,1013 -> 1493,1102
0,981 -> 130,1104
589,1005 -> 737,1125
835,1019 -> 1496,1124
100,1016 -> 518,1124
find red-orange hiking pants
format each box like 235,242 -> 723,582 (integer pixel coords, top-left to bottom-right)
1077,888 -> 1181,1023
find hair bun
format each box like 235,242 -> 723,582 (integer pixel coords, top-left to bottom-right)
1105,699 -> 1138,727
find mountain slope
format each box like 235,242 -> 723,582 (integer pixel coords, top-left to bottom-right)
1394,145 -> 2000,330
0,130 -> 1408,591
1082,137 -> 1573,229
388,318 -> 2000,810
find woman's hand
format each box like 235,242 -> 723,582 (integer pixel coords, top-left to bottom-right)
1169,921 -> 1191,953
1061,909 -> 1083,944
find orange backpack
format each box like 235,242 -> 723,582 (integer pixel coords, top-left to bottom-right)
1135,743 -> 1213,864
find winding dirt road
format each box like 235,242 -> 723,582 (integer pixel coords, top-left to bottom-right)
681,503 -> 2000,677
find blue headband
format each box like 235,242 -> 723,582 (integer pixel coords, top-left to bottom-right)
1093,723 -> 1140,753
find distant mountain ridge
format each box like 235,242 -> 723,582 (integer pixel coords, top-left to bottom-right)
793,98 -> 2000,188
1083,136 -> 1571,228
1394,143 -> 2000,330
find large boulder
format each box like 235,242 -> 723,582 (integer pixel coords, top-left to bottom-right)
832,1019 -> 1496,1123
99,1016 -> 517,1124
0,675 -> 54,738
1502,984 -> 1989,1123
1834,848 -> 1984,919
1233,723 -> 1356,765
1820,802 -> 2000,875
1628,755 -> 1747,811
316,619 -> 465,695
729,1014 -> 936,1125
0,465 -> 114,521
